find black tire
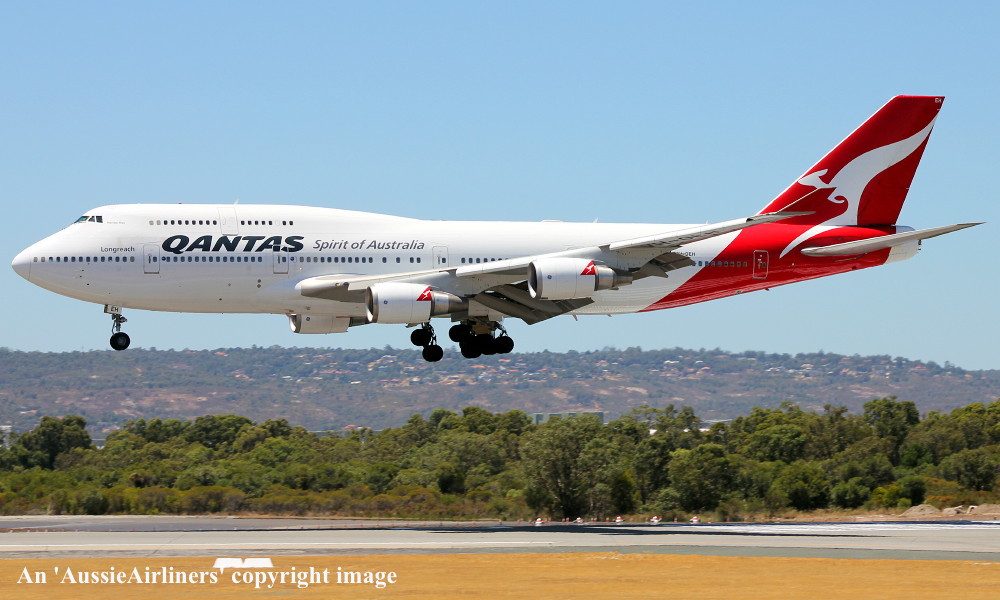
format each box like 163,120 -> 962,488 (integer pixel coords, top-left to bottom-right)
422,344 -> 444,362
410,328 -> 432,347
110,332 -> 131,351
495,335 -> 515,354
449,324 -> 471,343
459,343 -> 482,359
479,334 -> 498,355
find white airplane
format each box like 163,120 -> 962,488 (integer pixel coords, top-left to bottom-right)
11,96 -> 979,361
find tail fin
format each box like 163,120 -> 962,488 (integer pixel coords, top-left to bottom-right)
758,96 -> 943,227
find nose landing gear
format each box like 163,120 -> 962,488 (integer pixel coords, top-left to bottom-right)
105,305 -> 130,351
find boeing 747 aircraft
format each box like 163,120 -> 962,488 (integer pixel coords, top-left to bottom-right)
11,96 -> 979,361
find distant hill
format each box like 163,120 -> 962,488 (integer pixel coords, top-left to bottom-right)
1,347 -> 997,436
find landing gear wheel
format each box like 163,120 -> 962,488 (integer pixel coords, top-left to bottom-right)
460,343 -> 482,359
449,324 -> 472,343
410,328 -> 433,347
477,334 -> 498,355
107,308 -> 130,351
110,332 -> 131,351
495,335 -> 515,354
422,344 -> 444,362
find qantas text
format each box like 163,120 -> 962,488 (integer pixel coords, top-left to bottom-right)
161,235 -> 305,255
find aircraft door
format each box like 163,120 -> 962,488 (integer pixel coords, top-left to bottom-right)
752,250 -> 769,280
433,246 -> 449,268
218,207 -> 239,235
273,249 -> 288,274
143,244 -> 161,274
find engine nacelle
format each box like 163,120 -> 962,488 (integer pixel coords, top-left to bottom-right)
366,282 -> 465,324
527,258 -> 633,300
288,314 -> 351,334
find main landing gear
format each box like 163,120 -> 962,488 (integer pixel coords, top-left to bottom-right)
106,306 -> 130,351
409,320 -> 515,362
449,320 -> 514,359
410,323 -> 444,362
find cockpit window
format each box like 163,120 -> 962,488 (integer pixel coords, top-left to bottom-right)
75,216 -> 89,223
73,215 -> 103,224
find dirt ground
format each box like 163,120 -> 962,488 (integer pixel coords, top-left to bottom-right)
2,553 -> 999,599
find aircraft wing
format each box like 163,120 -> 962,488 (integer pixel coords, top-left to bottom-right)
606,212 -> 809,251
453,211 -> 807,278
297,211 -> 805,304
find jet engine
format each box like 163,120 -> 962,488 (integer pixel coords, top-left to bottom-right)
366,282 -> 465,324
527,258 -> 633,300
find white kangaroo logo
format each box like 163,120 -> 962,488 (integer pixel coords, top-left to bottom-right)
780,117 -> 937,257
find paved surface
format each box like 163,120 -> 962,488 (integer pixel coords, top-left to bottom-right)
2,516 -> 999,560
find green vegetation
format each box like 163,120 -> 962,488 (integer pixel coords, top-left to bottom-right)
1,398 -> 998,520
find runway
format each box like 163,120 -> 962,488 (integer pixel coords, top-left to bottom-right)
2,516 -> 999,560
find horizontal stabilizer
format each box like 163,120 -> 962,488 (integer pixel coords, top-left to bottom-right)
800,223 -> 982,257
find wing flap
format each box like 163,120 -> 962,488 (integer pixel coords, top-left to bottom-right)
474,285 -> 593,324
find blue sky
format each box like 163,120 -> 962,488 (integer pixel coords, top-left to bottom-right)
2,2 -> 997,369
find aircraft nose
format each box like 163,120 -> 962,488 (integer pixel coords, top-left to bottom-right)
11,248 -> 31,281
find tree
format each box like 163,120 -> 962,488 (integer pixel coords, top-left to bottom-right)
940,447 -> 999,491
896,475 -> 927,505
771,461 -> 830,511
185,415 -> 253,451
520,415 -> 606,518
746,424 -> 807,463
830,477 -> 870,509
863,397 -> 919,464
16,415 -> 93,469
668,444 -> 736,513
